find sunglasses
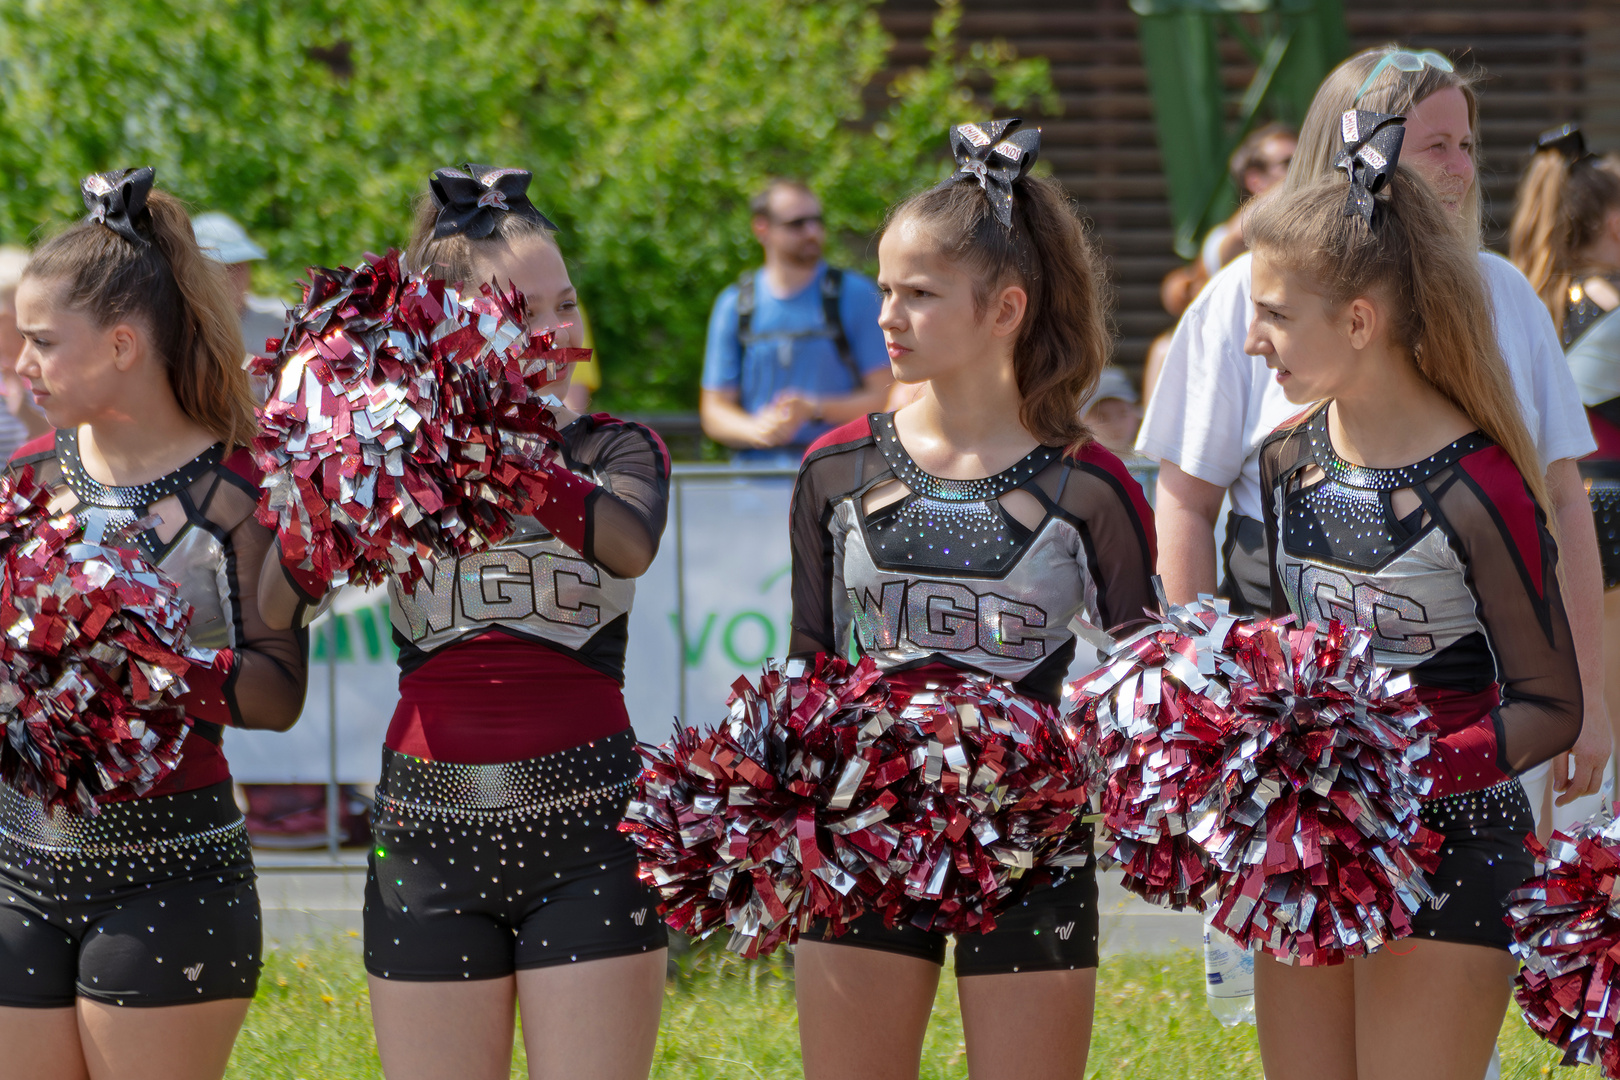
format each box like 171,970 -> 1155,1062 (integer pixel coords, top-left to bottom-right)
771,214 -> 823,230
1353,49 -> 1454,104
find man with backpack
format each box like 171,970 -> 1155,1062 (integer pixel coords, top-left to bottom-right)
700,179 -> 892,465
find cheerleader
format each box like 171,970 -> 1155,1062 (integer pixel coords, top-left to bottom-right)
0,170 -> 307,1080
259,165 -> 669,1080
788,121 -> 1156,1080
1249,117 -> 1581,1080
1507,125 -> 1620,830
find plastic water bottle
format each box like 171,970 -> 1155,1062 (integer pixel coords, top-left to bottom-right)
1203,914 -> 1255,1026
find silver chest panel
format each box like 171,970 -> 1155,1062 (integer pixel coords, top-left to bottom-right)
158,526 -> 234,651
1276,520 -> 1481,669
388,516 -> 635,652
830,498 -> 1093,683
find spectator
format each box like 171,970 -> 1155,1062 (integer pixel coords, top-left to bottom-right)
1141,262 -> 1207,409
1200,122 -> 1298,275
192,211 -> 286,359
1082,366 -> 1143,457
0,246 -> 50,459
700,179 -> 891,465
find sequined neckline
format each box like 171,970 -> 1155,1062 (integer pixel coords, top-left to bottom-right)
869,412 -> 1056,502
57,427 -> 222,510
1306,408 -> 1486,492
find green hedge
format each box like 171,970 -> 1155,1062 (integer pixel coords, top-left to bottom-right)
0,0 -> 1053,412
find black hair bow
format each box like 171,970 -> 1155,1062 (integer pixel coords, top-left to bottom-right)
1537,123 -> 1595,167
429,163 -> 556,241
1333,110 -> 1406,224
939,118 -> 1041,228
81,167 -> 155,247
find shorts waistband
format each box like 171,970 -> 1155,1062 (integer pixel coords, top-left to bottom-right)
374,730 -> 640,822
0,779 -> 246,857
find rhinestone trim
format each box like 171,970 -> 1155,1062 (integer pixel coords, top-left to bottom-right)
375,778 -> 636,823
1306,409 -> 1487,492
869,412 -> 1057,503
56,427 -> 222,540
373,732 -> 641,822
0,780 -> 247,857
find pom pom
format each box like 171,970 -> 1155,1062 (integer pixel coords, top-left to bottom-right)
0,468 -> 225,814
621,656 -> 1093,957
1075,598 -> 1441,965
1070,600 -> 1240,910
251,250 -> 589,592
1508,816 -> 1620,1076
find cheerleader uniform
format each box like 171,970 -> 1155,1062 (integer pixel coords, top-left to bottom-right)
788,413 -> 1157,974
351,413 -> 670,981
0,430 -> 308,1007
1259,408 -> 1582,949
1562,275 -> 1620,588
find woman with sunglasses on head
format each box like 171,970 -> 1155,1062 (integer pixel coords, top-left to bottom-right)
0,169 -> 308,1080
1135,45 -> 1609,812
789,121 -> 1156,1080
259,166 -> 669,1080
1508,126 -> 1620,830
1248,115 -> 1581,1080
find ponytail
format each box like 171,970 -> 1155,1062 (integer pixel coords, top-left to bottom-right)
26,186 -> 257,449
884,173 -> 1110,454
1508,147 -> 1620,336
1247,167 -> 1549,513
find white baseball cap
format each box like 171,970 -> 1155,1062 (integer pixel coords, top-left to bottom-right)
1086,366 -> 1139,406
192,212 -> 267,264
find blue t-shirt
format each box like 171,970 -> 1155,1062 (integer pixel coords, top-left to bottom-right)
701,263 -> 888,465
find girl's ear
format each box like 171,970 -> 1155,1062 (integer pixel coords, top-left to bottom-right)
991,284 -> 1028,340
1344,296 -> 1381,351
109,321 -> 142,373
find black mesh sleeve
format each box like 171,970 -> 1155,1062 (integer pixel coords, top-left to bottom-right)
1054,448 -> 1159,633
531,417 -> 671,579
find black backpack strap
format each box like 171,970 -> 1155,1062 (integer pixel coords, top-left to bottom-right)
820,266 -> 862,385
735,269 -> 756,346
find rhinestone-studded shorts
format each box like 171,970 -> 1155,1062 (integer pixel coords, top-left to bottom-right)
804,859 -> 1099,977
0,780 -> 261,1007
364,730 -> 667,981
1410,778 -> 1536,951
1586,479 -> 1620,590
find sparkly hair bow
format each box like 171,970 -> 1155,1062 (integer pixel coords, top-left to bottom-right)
429,163 -> 556,241
938,118 -> 1041,228
1537,123 -> 1595,168
1333,110 -> 1406,224
81,167 -> 156,247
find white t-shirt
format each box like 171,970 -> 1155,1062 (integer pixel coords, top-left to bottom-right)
1136,250 -> 1596,520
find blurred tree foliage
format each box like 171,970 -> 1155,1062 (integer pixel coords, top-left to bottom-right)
0,0 -> 1053,412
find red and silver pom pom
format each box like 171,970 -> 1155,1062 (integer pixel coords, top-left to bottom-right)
0,469 -> 226,813
251,250 -> 589,592
1508,816 -> 1620,1076
1199,616 -> 1440,965
621,656 -> 1093,957
1070,600 -> 1241,910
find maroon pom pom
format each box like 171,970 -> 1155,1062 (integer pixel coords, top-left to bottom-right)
621,656 -> 1093,957
0,468 -> 226,813
251,250 -> 589,592
1509,818 -> 1620,1076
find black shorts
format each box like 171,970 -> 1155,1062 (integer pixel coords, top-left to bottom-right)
364,730 -> 667,982
804,861 -> 1099,977
1586,478 -> 1620,590
0,780 -> 261,1008
1410,778 -> 1536,951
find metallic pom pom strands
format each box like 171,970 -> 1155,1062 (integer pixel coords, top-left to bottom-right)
251,250 -> 591,593
1508,815 -> 1620,1076
1073,596 -> 1441,965
0,468 -> 226,814
621,654 -> 1093,958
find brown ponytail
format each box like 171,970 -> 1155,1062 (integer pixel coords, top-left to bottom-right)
1247,167 -> 1549,513
884,174 -> 1111,454
26,188 -> 257,450
1508,148 -> 1620,335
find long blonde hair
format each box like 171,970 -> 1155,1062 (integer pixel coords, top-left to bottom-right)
1248,166 -> 1549,513
1509,148 -> 1620,335
1286,46 -> 1484,242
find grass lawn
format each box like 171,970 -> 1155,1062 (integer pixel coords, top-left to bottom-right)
226,936 -> 1596,1079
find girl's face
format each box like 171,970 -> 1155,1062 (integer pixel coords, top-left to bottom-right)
475,234 -> 581,398
875,215 -> 1024,386
1400,88 -> 1475,214
13,275 -> 135,428
1245,251 -> 1381,404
